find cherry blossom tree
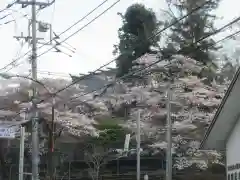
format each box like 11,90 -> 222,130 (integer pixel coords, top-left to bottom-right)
84,123 -> 126,180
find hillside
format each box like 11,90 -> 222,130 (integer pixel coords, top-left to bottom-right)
0,54 -> 232,169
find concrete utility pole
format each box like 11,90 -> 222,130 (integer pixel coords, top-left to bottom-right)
136,110 -> 141,180
14,1 -> 55,180
19,126 -> 25,180
166,83 -> 173,180
48,97 -> 55,180
30,1 -> 39,180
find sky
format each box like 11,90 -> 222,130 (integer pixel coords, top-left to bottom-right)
0,0 -> 239,79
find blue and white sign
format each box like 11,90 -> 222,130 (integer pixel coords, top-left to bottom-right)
0,127 -> 17,139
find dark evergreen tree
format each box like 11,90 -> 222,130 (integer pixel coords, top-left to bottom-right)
113,3 -> 161,77
167,0 -> 221,63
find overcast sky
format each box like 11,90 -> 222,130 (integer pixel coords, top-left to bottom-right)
0,0 -> 239,79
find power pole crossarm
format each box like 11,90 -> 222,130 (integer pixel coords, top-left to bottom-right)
16,1 -> 53,7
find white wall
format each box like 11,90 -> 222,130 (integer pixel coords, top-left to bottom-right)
226,115 -> 240,179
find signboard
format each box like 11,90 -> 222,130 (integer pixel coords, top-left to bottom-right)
124,134 -> 131,152
228,163 -> 240,171
0,127 -> 17,139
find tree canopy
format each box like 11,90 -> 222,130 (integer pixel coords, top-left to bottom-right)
84,123 -> 126,180
89,123 -> 126,148
166,0 -> 221,63
114,3 -> 161,77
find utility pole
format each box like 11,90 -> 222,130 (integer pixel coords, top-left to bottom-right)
30,1 -> 39,179
14,1 -> 55,180
48,97 -> 55,180
166,82 -> 173,180
136,110 -> 141,180
19,126 -> 25,180
14,1 -> 53,47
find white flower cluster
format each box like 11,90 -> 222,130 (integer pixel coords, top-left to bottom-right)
0,54 -> 228,168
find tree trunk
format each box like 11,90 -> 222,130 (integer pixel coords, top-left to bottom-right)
96,166 -> 100,180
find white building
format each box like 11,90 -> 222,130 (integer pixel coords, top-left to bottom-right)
201,68 -> 240,180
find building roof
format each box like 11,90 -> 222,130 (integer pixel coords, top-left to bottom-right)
200,67 -> 240,150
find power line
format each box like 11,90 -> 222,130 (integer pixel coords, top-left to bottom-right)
0,0 -> 17,13
37,70 -> 70,75
0,7 -> 27,22
3,3 -> 240,116
4,28 -> 240,122
214,30 -> 240,45
5,0 -> 207,74
49,0 -> 56,31
48,15 -> 240,105
5,2 -> 238,100
31,0 -> 226,80
52,31 -> 98,60
35,1 -> 216,98
0,0 -> 111,72
2,0 -> 122,76
189,16 -> 240,48
0,13 -> 11,20
36,0 -> 121,58
0,11 -> 28,26
4,8 -> 29,18
36,70 -> 71,78
36,0 -> 209,60
0,16 -> 238,179
53,0 -> 110,39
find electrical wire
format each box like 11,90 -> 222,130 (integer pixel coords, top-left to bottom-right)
52,31 -> 100,60
4,42 -> 28,73
214,30 -> 240,45
0,0 -> 111,72
2,1 -> 240,117
37,0 -> 121,58
53,39 -> 95,59
0,8 -> 28,22
0,8 -> 41,32
4,27 -> 240,120
55,0 -> 110,38
2,0 -> 122,77
0,8 -> 41,72
37,70 -> 71,78
36,1 -> 220,98
51,0 -> 56,24
0,0 -> 17,14
0,0 -> 227,88
0,13 -> 11,20
5,8 -> 29,18
0,15 -> 18,33
17,0 -> 211,98
36,16 -> 240,110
